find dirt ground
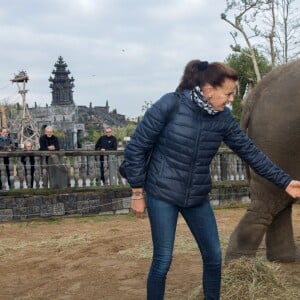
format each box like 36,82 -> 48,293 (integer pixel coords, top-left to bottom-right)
1,205 -> 300,300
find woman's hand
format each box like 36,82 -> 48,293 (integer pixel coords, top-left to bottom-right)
131,188 -> 146,218
285,180 -> 300,198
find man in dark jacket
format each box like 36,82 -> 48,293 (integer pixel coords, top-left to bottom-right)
39,126 -> 60,151
95,127 -> 117,184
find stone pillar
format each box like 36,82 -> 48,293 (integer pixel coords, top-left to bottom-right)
48,154 -> 69,188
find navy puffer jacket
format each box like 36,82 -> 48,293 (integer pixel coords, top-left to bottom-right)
124,90 -> 291,207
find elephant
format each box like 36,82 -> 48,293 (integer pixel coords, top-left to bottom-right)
225,59 -> 300,262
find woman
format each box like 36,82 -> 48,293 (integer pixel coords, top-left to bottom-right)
124,60 -> 300,300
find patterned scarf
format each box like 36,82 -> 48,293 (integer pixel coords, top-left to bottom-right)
191,86 -> 219,115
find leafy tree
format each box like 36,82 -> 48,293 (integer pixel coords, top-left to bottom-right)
80,126 -> 101,145
81,123 -> 137,148
53,128 -> 66,139
225,48 -> 271,120
226,48 -> 271,97
141,100 -> 153,115
221,0 -> 268,82
221,0 -> 300,79
111,123 -> 136,145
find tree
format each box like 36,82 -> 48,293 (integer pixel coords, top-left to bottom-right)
141,100 -> 153,115
256,0 -> 300,65
111,123 -> 136,145
225,49 -> 271,120
221,0 -> 268,82
226,48 -> 271,96
274,0 -> 300,64
221,0 -> 300,77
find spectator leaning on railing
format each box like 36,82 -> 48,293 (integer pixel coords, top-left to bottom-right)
39,126 -> 60,151
95,127 -> 117,184
0,128 -> 14,190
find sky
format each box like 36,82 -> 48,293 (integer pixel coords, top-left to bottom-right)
0,0 -> 298,118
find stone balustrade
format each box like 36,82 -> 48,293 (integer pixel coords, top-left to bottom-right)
0,148 -> 247,191
0,148 -> 250,221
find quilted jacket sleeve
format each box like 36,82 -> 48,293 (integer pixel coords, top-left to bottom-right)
223,111 -> 291,189
124,93 -> 179,188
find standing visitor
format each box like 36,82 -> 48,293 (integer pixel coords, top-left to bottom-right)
0,128 -> 14,189
95,127 -> 117,184
124,59 -> 300,300
39,126 -> 60,151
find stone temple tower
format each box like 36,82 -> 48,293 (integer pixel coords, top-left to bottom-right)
37,56 -> 85,149
49,56 -> 75,106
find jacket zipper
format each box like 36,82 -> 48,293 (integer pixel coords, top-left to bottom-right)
184,111 -> 203,206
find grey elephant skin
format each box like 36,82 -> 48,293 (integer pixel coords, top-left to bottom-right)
225,59 -> 300,262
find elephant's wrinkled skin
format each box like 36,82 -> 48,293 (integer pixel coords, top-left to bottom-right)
225,59 -> 300,262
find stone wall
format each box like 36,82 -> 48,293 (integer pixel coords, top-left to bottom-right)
0,187 -> 132,221
0,181 -> 249,222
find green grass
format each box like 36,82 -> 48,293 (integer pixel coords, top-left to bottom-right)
75,214 -> 135,223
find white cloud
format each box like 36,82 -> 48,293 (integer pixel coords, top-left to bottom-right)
1,0 -> 297,118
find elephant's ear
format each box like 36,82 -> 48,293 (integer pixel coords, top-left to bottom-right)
240,96 -> 255,133
240,81 -> 259,133
240,90 -> 255,182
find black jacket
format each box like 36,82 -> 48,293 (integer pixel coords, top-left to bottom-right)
95,135 -> 117,151
124,90 -> 291,207
0,136 -> 14,151
39,135 -> 60,150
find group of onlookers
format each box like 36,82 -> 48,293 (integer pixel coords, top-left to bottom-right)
0,126 -> 118,189
0,125 -> 59,189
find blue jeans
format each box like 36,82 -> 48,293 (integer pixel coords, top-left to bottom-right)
146,196 -> 222,300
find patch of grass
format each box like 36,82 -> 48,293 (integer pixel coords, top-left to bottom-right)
27,218 -> 64,226
0,233 -> 91,256
0,238 -> 33,256
188,257 -> 299,300
76,214 -> 135,223
118,235 -> 198,259
40,234 -> 89,251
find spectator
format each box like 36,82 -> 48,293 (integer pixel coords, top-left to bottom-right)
95,127 -> 117,184
21,141 -> 35,188
39,126 -> 60,151
0,128 -> 14,190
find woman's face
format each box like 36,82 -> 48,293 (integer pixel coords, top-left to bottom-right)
202,78 -> 237,111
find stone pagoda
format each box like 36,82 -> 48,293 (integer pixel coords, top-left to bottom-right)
49,56 -> 75,106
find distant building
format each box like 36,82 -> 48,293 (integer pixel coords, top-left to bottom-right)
29,56 -> 127,149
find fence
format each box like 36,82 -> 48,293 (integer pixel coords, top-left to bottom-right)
0,149 -> 250,221
0,148 -> 247,190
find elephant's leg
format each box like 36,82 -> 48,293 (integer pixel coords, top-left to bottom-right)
225,206 -> 272,261
225,174 -> 296,262
266,204 -> 298,262
226,177 -> 283,261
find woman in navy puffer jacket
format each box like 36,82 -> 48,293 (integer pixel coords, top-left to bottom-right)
124,60 -> 300,300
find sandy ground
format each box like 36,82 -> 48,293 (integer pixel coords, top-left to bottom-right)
0,205 -> 300,300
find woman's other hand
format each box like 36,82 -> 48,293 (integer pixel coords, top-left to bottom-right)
131,188 -> 146,218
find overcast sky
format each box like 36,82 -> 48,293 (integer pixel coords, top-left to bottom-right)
0,1 -> 298,118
